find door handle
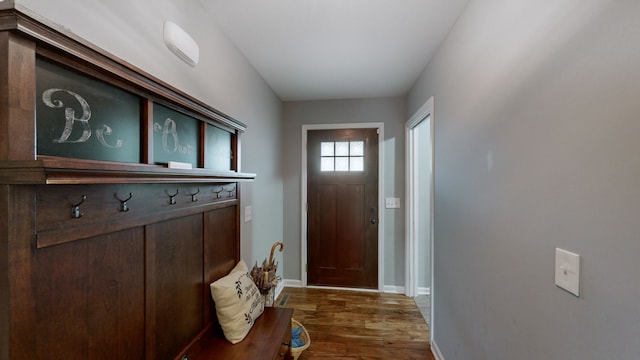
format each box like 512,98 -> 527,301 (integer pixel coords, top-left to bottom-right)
369,207 -> 377,224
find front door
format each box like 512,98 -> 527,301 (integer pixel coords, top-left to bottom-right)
307,128 -> 378,289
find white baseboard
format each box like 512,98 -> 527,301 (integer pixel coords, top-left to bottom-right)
418,287 -> 431,295
280,280 -> 416,296
431,338 -> 444,360
383,285 -> 430,295
275,279 -> 301,300
274,280 -> 285,300
281,279 -> 302,288
307,285 -> 379,293
383,285 -> 405,294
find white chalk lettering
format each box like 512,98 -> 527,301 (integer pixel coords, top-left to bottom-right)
41,88 -> 125,148
42,88 -> 91,143
96,124 -> 123,148
154,117 -> 193,155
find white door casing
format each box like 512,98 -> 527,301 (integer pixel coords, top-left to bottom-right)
405,96 -> 434,341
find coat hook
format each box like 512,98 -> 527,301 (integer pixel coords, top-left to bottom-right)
115,192 -> 133,212
213,187 -> 224,199
166,189 -> 179,205
224,185 -> 236,198
71,195 -> 87,219
190,188 -> 200,202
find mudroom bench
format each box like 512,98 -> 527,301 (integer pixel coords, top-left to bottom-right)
0,6 -> 293,360
178,307 -> 294,360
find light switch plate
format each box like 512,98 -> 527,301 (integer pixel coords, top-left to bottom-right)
244,206 -> 252,222
555,248 -> 580,296
385,197 -> 400,209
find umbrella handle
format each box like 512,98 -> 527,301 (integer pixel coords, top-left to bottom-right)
268,241 -> 284,266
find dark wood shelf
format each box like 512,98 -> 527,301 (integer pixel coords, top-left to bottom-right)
0,156 -> 256,184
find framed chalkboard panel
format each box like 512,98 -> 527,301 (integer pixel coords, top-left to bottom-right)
153,103 -> 200,167
204,124 -> 232,171
36,58 -> 141,163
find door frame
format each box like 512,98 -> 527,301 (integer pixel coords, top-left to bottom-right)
301,123 -> 384,291
405,97 -> 434,339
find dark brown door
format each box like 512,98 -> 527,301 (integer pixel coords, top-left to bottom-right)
307,128 -> 378,289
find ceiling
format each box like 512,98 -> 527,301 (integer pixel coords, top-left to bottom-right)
200,0 -> 469,101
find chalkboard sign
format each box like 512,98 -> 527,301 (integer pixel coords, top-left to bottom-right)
36,59 -> 141,163
153,103 -> 200,167
205,124 -> 232,171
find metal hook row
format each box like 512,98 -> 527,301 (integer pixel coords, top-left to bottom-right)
70,186 -> 236,218
167,187 -> 234,203
70,193 -> 134,219
213,185 -> 236,199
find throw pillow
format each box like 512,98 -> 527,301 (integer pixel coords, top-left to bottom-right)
210,260 -> 264,344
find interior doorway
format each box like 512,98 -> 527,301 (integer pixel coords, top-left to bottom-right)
301,123 -> 384,291
406,97 -> 434,336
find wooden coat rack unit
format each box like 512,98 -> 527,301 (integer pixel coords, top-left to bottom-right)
0,5 -> 257,360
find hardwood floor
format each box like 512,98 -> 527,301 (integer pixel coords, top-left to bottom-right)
276,287 -> 434,360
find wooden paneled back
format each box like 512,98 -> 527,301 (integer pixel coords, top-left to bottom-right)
9,184 -> 240,359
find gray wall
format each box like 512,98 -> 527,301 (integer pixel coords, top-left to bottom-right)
408,0 -> 640,359
16,0 -> 284,271
283,98 -> 406,287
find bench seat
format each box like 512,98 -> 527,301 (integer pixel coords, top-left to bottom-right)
178,307 -> 294,360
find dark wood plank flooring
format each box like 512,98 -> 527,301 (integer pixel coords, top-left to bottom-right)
276,287 -> 434,360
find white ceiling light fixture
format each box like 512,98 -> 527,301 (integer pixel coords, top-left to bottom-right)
163,21 -> 199,67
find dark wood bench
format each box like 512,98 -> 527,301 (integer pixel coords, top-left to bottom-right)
177,307 -> 294,360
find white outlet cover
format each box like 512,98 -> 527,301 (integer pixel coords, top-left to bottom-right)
385,197 -> 394,208
555,248 -> 580,296
385,197 -> 400,209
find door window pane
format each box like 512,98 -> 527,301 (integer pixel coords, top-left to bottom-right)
319,140 -> 365,172
335,157 -> 349,171
335,142 -> 349,156
321,157 -> 334,171
321,142 -> 334,156
350,141 -> 364,156
350,157 -> 363,171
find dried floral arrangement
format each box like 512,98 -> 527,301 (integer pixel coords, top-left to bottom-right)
250,241 -> 284,294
